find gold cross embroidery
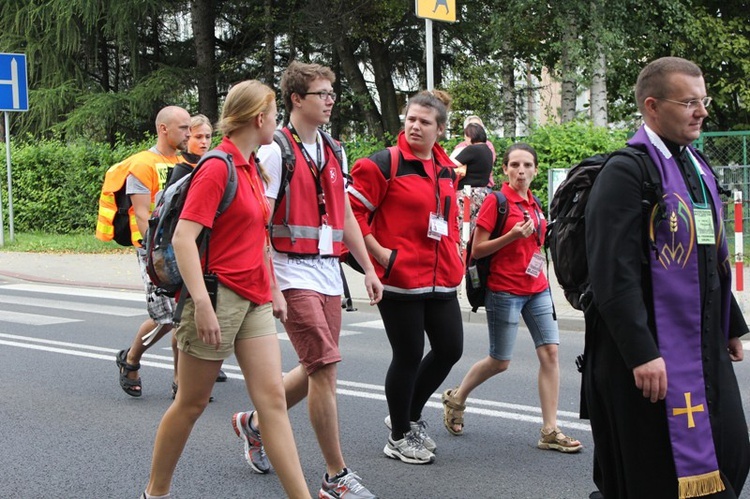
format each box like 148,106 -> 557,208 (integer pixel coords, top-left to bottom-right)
672,392 -> 704,428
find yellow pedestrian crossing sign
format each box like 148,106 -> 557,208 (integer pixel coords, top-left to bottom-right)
416,0 -> 457,23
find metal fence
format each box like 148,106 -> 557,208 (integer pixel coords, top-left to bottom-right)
696,131 -> 750,234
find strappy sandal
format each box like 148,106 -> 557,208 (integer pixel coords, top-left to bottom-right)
116,348 -> 141,397
442,388 -> 465,436
537,427 -> 583,453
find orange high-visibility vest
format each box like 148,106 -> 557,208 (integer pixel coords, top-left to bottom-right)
95,150 -> 176,247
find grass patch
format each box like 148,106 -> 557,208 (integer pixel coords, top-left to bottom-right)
0,232 -> 131,254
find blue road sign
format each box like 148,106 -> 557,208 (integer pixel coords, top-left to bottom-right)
0,53 -> 29,112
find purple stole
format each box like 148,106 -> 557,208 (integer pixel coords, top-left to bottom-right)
629,126 -> 731,498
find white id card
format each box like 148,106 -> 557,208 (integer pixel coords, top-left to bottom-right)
318,224 -> 334,255
525,252 -> 546,277
694,208 -> 715,245
427,212 -> 449,240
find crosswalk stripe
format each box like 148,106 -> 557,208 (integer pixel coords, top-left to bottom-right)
0,331 -> 590,433
0,295 -> 143,317
349,319 -> 384,329
0,283 -> 142,302
0,311 -> 82,325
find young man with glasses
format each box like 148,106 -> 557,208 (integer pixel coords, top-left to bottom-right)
583,57 -> 749,498
231,61 -> 383,499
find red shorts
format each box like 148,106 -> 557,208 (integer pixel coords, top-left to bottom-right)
282,289 -> 342,375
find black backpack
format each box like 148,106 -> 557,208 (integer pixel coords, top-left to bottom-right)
465,191 -> 543,312
145,150 -> 238,299
546,147 -> 659,310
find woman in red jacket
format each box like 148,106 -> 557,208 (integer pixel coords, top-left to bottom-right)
348,90 -> 464,465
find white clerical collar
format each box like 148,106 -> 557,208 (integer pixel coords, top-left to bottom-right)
644,124 -> 673,159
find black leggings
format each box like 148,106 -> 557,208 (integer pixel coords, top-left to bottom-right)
378,296 -> 464,439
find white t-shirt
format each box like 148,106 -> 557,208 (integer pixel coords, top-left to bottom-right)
258,132 -> 348,296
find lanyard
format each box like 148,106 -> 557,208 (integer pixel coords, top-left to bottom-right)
683,149 -> 710,209
287,124 -> 327,219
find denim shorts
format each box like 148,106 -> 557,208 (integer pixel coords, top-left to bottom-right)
485,289 -> 559,361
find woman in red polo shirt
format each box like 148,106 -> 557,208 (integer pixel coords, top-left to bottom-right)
441,143 -> 582,454
142,80 -> 311,499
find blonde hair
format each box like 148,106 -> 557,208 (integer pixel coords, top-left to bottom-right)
218,80 -> 275,137
190,114 -> 212,131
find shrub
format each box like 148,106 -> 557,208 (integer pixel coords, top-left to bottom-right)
0,123 -> 629,235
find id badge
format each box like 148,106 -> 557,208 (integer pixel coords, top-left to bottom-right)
318,224 -> 334,255
694,208 -> 715,245
525,252 -> 546,277
427,212 -> 449,241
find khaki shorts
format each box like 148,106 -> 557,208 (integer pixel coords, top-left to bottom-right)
176,283 -> 277,361
282,289 -> 342,375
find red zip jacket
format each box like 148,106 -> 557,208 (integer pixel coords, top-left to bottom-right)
348,131 -> 463,299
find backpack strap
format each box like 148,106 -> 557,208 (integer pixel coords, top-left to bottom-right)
272,129 -> 296,220
387,146 -> 400,179
491,191 -> 508,239
194,150 -> 237,217
171,150 -> 236,325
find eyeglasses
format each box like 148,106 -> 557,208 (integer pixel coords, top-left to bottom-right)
303,91 -> 337,102
659,96 -> 712,111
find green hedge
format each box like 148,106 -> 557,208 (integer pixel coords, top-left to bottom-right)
0,122 -> 628,235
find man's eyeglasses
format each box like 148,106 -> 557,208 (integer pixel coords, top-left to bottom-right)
303,91 -> 337,102
659,96 -> 712,111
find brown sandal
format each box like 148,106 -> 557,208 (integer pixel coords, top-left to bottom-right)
442,388 -> 465,436
537,427 -> 583,453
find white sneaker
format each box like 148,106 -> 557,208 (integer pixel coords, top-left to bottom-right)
383,430 -> 435,464
384,415 -> 436,453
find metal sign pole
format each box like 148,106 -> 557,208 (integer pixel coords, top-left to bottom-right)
0,112 -> 5,246
5,111 -> 13,242
426,19 -> 434,91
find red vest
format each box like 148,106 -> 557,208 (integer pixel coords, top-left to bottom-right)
270,131 -> 346,256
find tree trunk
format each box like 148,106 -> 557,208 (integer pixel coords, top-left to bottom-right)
333,36 -> 385,141
368,38 -> 401,139
191,0 -> 218,123
590,48 -> 607,126
263,0 -> 275,86
560,18 -> 578,123
501,49 -> 516,138
589,0 -> 607,126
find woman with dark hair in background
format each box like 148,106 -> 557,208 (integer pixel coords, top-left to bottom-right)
453,122 -> 494,238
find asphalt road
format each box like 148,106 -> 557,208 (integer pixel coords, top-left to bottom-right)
1,280 -> 748,498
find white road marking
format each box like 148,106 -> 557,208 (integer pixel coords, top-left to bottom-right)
0,283 -> 143,302
0,311 -> 82,325
0,295 -> 143,317
349,319 -> 384,329
0,332 -> 590,432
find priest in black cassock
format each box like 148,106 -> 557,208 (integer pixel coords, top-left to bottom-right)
583,56 -> 750,499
